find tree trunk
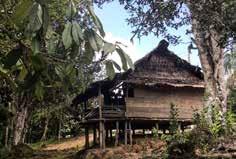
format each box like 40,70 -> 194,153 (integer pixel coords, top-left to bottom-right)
4,103 -> 11,148
41,117 -> 49,141
5,126 -> 9,147
187,1 -> 228,125
12,94 -> 30,145
13,105 -> 28,145
22,111 -> 32,143
58,109 -> 62,141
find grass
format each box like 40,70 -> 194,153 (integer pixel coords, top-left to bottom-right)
30,138 -> 59,150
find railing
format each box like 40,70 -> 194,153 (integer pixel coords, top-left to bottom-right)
102,105 -> 125,118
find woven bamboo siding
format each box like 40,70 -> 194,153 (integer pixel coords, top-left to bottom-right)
125,87 -> 204,120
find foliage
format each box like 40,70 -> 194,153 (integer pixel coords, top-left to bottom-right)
228,88 -> 236,114
190,107 -> 235,153
160,104 -> 195,158
96,0 -> 236,46
0,79 -> 13,148
226,88 -> 236,134
0,0 -> 134,147
151,127 -> 158,139
0,0 -> 134,99
169,103 -> 179,134
9,144 -> 34,159
0,147 -> 10,159
194,105 -> 235,138
161,132 -> 196,159
159,104 -> 227,158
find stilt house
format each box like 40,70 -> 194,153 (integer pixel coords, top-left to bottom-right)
72,40 -> 205,148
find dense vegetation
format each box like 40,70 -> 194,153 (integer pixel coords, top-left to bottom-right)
0,0 -> 132,152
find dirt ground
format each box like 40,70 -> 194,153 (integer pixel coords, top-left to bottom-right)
30,135 -> 93,159
42,134 -> 93,151
30,136 -> 166,159
29,135 -> 236,159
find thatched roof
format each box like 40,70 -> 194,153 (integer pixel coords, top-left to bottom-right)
72,40 -> 204,105
125,40 -> 204,87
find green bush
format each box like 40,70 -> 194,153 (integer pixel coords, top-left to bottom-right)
8,144 -> 34,159
160,104 -> 198,159
0,147 -> 10,159
160,132 -> 196,159
169,103 -> 179,134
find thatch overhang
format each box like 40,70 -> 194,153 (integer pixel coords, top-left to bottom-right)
72,40 -> 205,105
125,40 -> 204,87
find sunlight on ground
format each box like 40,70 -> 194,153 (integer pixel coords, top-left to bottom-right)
43,134 -> 93,151
30,135 -> 93,159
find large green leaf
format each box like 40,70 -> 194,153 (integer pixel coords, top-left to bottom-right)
48,38 -> 57,54
3,48 -> 22,69
55,65 -> 64,80
32,37 -> 40,54
18,65 -> 28,81
87,5 -> 105,37
124,52 -> 134,70
12,0 -> 34,27
110,60 -> 121,72
84,42 -> 95,64
31,54 -> 45,71
66,64 -> 76,84
116,47 -> 134,71
72,21 -> 83,45
35,81 -> 44,100
105,60 -> 115,79
62,22 -> 73,49
116,47 -> 128,71
86,29 -> 103,52
103,42 -> 116,54
23,71 -> 40,90
66,0 -> 76,19
27,3 -> 43,33
41,4 -> 50,36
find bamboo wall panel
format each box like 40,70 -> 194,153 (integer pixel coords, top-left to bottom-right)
126,87 -> 204,119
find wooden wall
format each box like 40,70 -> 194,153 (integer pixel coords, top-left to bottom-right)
125,86 -> 204,120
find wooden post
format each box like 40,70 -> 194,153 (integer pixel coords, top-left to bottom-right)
163,129 -> 166,134
93,127 -> 97,145
124,121 -> 127,145
109,129 -> 113,141
115,121 -> 119,146
102,123 -> 106,149
181,124 -> 185,133
98,84 -> 104,149
85,127 -> 89,148
106,129 -> 109,141
129,121 -> 132,145
178,123 -> 181,132
155,123 -> 159,137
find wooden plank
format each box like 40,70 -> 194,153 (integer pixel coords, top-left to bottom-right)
85,127 -> 89,148
102,122 -> 106,149
126,112 -> 193,119
125,97 -> 202,119
98,85 -> 105,149
115,121 -> 119,146
129,121 -> 132,145
124,121 -> 127,145
109,129 -> 113,141
93,127 -> 97,145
